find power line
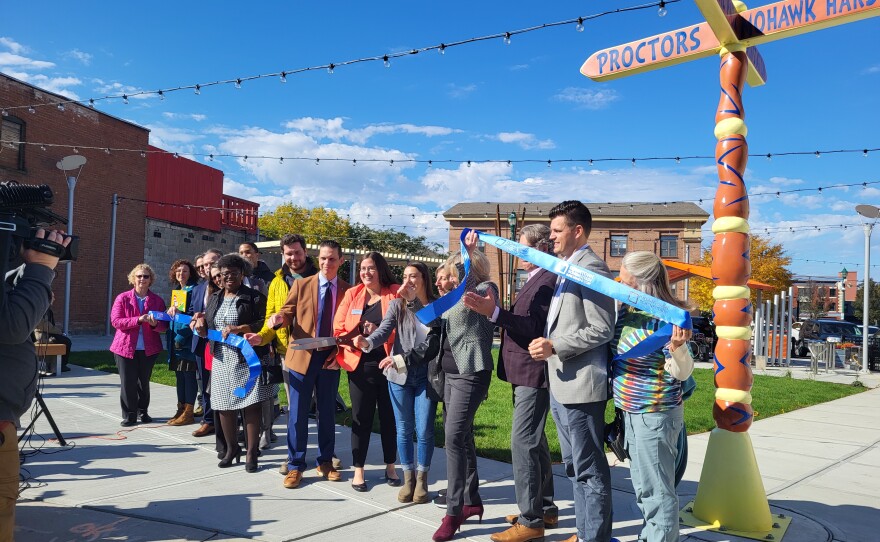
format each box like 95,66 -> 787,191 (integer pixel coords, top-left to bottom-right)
0,0 -> 677,115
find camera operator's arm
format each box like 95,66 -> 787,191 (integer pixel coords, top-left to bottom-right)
0,229 -> 70,344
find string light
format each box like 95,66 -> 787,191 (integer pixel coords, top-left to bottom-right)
14,141 -> 878,175
280,72 -> 287,83
383,55 -> 391,68
658,0 -> 668,16
89,99 -> 95,108
158,91 -> 165,101
0,1 -> 681,115
28,106 -> 36,114
576,17 -> 585,32
0,110 -> 7,117
140,151 -> 146,158
57,103 -> 65,112
122,95 -> 129,105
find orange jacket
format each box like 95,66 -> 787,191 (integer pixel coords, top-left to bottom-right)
334,283 -> 399,371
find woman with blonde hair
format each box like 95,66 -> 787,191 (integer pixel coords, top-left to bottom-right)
413,232 -> 498,541
110,264 -> 168,427
613,251 -> 694,542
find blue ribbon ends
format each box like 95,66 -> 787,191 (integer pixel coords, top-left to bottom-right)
149,311 -> 262,399
414,229 -> 691,360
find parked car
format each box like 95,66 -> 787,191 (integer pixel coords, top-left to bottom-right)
796,319 -> 864,357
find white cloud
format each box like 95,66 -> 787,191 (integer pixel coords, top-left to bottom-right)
215,125 -> 417,207
494,131 -> 555,150
0,52 -> 54,70
66,49 -> 92,65
862,64 -> 880,75
282,117 -> 461,144
10,73 -> 82,99
767,176 -> 805,186
446,83 -> 477,99
0,37 -> 26,54
553,87 -> 620,110
509,64 -> 529,71
93,80 -> 154,99
163,112 -> 207,122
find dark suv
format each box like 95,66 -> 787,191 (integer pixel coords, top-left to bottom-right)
796,319 -> 864,357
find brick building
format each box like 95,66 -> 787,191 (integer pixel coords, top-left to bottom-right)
791,269 -> 858,320
444,202 -> 709,306
1,73 -> 260,332
1,73 -> 150,333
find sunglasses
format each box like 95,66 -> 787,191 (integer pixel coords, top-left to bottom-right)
220,271 -> 242,279
135,274 -> 151,279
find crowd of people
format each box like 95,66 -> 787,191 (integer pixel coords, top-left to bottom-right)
106,200 -> 694,542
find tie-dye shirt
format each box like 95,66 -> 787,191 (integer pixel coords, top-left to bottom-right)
611,308 -> 684,414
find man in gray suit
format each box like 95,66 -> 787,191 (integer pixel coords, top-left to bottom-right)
528,200 -> 615,542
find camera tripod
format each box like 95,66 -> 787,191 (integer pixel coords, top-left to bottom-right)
18,388 -> 67,447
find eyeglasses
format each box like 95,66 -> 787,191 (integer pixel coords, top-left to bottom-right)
220,271 -> 242,279
135,274 -> 151,279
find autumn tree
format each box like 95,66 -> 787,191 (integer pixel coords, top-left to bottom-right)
258,203 -> 351,244
689,235 -> 793,314
853,279 -> 880,326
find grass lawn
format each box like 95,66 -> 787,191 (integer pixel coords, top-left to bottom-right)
71,350 -> 865,463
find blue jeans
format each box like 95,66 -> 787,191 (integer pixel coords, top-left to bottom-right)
285,350 -> 341,472
624,406 -> 683,542
550,393 -> 612,542
388,369 -> 437,472
175,370 -> 198,404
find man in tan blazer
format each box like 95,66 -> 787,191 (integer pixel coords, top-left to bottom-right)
266,240 -> 350,489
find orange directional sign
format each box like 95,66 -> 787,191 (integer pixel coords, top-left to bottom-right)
582,0 -> 879,83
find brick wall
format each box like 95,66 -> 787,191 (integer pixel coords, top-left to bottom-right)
144,218 -> 261,301
1,74 -> 149,333
448,217 -> 704,306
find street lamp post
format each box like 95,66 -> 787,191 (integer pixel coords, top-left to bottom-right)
855,204 -> 880,374
508,211 -> 517,308
56,155 -> 87,336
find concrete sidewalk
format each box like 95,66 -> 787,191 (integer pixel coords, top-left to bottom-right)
14,363 -> 880,541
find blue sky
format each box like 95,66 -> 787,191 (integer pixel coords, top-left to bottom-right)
2,1 -> 878,279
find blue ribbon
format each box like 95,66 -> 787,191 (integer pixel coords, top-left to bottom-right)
149,311 -> 262,399
417,229 -> 691,360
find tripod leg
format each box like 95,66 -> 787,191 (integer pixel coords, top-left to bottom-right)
35,393 -> 66,446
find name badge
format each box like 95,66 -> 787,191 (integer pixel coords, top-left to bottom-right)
351,309 -> 363,315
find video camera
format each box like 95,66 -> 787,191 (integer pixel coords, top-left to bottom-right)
0,181 -> 79,262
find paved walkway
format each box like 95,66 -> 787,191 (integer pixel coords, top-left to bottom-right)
14,362 -> 880,541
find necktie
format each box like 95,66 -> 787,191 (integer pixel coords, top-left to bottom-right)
319,282 -> 333,337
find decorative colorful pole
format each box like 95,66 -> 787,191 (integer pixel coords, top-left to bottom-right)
582,0 -> 879,536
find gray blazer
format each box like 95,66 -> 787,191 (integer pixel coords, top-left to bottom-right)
366,298 -> 424,357
545,245 -> 615,405
411,271 -> 498,375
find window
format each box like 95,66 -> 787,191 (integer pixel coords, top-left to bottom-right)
476,239 -> 486,253
660,235 -> 678,258
0,117 -> 25,171
610,234 -> 627,257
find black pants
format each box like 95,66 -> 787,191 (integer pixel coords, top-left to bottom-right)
114,351 -> 157,421
348,360 -> 397,468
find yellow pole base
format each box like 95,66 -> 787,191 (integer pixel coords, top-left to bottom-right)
691,428 -> 772,533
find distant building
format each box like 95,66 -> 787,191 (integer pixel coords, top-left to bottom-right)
443,201 -> 709,306
791,269 -> 857,320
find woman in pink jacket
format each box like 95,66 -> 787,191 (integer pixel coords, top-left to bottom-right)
110,264 -> 168,426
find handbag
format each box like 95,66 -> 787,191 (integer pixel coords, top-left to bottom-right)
604,407 -> 630,462
259,352 -> 284,386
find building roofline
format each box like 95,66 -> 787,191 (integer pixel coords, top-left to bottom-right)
1,72 -> 150,133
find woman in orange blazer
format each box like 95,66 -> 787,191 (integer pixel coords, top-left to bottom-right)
334,251 -> 400,492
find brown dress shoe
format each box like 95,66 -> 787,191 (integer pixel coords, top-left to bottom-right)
192,423 -> 214,437
316,462 -> 342,481
561,535 -> 577,542
283,470 -> 302,489
490,523 -> 545,542
505,514 -> 558,529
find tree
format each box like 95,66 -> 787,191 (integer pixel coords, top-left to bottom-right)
689,235 -> 793,314
796,280 -> 832,320
348,222 -> 444,256
258,203 -> 350,244
853,279 -> 880,326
